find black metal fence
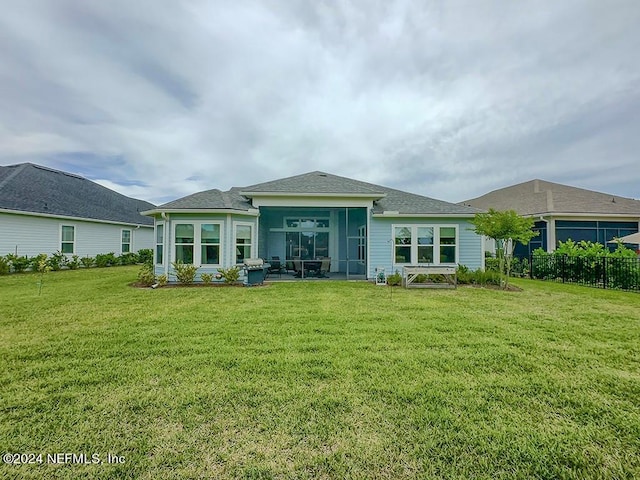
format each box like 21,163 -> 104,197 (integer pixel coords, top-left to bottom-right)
530,254 -> 640,292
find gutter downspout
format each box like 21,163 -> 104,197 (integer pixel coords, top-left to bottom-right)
538,216 -> 550,253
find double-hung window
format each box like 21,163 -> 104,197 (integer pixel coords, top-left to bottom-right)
201,224 -> 221,265
235,224 -> 253,264
155,223 -> 164,265
175,224 -> 195,264
393,225 -> 457,265
121,229 -> 132,253
61,225 -> 75,254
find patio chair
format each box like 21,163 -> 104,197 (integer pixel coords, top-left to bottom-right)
267,256 -> 284,278
292,257 -> 303,278
318,257 -> 331,278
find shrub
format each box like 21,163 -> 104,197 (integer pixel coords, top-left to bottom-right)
95,252 -> 117,268
157,274 -> 168,287
0,256 -> 11,275
172,260 -> 199,284
386,270 -> 402,286
137,249 -> 153,265
485,257 -> 500,272
200,273 -> 214,284
7,254 -> 31,273
456,264 -> 472,284
47,251 -> 68,271
118,252 -> 139,266
217,266 -> 240,285
31,253 -> 48,271
137,263 -> 155,287
80,256 -> 95,268
67,254 -> 81,270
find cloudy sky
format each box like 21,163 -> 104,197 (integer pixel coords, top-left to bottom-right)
1,0 -> 639,205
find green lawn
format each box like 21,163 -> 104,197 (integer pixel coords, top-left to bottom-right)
1,267 -> 639,479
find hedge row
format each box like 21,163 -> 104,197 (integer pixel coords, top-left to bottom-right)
0,249 -> 153,274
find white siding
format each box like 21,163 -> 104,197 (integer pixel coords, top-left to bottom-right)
368,217 -> 483,278
0,212 -> 153,257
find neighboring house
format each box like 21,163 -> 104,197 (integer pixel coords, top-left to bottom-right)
142,171 -> 484,281
0,163 -> 155,257
462,179 -> 640,257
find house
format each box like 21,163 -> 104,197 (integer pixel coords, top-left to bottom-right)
462,179 -> 640,257
142,171 -> 484,281
0,163 -> 155,257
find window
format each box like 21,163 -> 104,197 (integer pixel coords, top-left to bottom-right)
417,227 -> 434,263
175,224 -> 194,263
155,223 -> 164,265
121,229 -> 131,253
172,222 -> 224,265
201,224 -> 220,265
439,227 -> 456,264
61,225 -> 75,253
394,227 -> 412,263
393,225 -> 457,265
235,224 -> 253,264
283,217 -> 330,259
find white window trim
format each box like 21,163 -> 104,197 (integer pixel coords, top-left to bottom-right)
392,224 -> 459,266
155,222 -> 164,266
60,224 -> 76,255
172,221 -> 224,266
233,221 -> 255,264
121,228 -> 132,254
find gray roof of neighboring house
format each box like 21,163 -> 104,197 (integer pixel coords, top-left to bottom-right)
462,179 -> 640,216
154,171 -> 480,216
0,163 -> 155,225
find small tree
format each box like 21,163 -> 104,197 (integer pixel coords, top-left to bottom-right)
470,209 -> 538,289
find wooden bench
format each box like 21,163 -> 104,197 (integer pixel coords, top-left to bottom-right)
402,266 -> 457,289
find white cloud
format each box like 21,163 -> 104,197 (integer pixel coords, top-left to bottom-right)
1,0 -> 639,203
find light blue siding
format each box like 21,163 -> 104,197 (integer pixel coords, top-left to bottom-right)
368,217 -> 483,278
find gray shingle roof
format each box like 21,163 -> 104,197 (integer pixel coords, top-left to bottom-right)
0,163 -> 155,225
462,179 -> 640,216
241,171 -> 386,195
156,171 -> 480,216
157,187 -> 253,211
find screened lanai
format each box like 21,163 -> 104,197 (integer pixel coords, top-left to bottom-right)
257,206 -> 368,279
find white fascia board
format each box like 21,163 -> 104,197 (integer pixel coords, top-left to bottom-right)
141,208 -> 259,216
239,191 -> 385,199
0,208 -> 153,228
373,212 -> 476,218
250,197 -> 375,208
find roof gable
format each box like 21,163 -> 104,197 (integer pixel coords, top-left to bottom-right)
0,163 -> 155,225
463,179 -> 640,216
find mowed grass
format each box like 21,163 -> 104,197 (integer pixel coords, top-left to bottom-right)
1,267 -> 640,479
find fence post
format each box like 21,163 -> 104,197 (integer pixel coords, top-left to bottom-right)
602,256 -> 607,289
561,254 -> 566,283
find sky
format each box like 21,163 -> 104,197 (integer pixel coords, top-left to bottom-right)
1,0 -> 639,205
